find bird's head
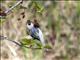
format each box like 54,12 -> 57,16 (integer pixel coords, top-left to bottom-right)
33,19 -> 40,28
26,20 -> 34,30
27,20 -> 31,25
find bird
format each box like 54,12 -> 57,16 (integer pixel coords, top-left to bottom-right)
26,19 -> 45,46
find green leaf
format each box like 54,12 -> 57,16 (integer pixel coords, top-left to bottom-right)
21,38 -> 43,48
33,39 -> 42,48
36,2 -> 44,13
33,1 -> 44,14
21,38 -> 32,45
44,44 -> 52,49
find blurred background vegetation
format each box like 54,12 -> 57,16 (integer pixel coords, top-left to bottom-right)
0,0 -> 80,60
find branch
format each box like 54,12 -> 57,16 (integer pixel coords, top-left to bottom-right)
0,35 -> 49,50
5,0 -> 22,14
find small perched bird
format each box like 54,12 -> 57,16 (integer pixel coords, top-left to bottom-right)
26,20 -> 45,46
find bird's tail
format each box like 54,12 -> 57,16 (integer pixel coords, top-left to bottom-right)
38,29 -> 45,46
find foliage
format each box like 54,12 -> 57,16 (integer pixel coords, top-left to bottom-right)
21,38 -> 52,49
28,1 -> 44,16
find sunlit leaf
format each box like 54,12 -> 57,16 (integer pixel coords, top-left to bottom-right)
21,38 -> 32,45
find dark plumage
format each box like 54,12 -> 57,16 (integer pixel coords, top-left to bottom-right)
33,19 -> 40,28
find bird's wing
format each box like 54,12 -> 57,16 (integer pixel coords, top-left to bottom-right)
38,29 -> 45,46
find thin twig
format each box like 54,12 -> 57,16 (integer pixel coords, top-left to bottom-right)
0,35 -> 45,50
5,0 -> 22,14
